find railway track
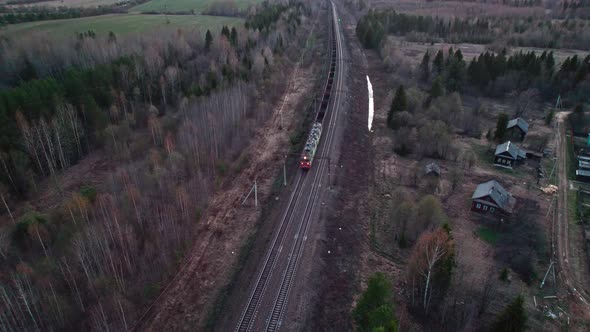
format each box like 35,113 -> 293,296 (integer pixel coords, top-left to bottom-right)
235,1 -> 345,331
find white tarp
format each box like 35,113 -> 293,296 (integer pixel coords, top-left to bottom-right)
367,76 -> 374,131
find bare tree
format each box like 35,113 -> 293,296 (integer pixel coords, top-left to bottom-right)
513,88 -> 540,118
0,226 -> 9,259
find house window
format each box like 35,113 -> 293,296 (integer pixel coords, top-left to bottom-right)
476,203 -> 481,209
490,207 -> 495,212
483,205 -> 488,211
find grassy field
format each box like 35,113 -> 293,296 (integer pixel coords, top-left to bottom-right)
2,0 -> 120,8
476,226 -> 499,244
0,13 -> 243,38
132,0 -> 262,14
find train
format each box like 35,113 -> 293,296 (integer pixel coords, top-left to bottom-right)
299,122 -> 322,169
299,12 -> 337,170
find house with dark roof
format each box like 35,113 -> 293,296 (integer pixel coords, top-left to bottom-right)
424,162 -> 441,177
506,117 -> 529,141
494,141 -> 526,168
471,180 -> 515,215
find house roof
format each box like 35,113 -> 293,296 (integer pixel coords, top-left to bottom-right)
579,160 -> 590,170
495,141 -> 526,160
472,180 -> 511,210
506,117 -> 529,133
425,162 -> 441,175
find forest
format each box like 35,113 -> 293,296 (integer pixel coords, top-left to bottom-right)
0,1 -> 311,330
0,6 -> 124,26
357,12 -> 590,106
356,8 -> 590,50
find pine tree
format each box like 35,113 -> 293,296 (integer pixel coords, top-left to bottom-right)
420,51 -> 431,82
388,85 -> 407,129
205,30 -> 213,50
353,272 -> 398,332
545,51 -> 555,74
494,113 -> 509,141
454,49 -> 463,62
430,76 -> 444,99
221,25 -> 230,40
445,53 -> 466,92
230,27 -> 238,46
491,295 -> 527,332
433,50 -> 444,74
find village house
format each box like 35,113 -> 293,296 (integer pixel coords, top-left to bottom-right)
577,155 -> 590,181
471,180 -> 515,215
576,134 -> 590,181
424,162 -> 441,177
506,117 -> 529,141
494,141 -> 526,168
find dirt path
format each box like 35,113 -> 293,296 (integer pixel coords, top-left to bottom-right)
555,112 -> 590,318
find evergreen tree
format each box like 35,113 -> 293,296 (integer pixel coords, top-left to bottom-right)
388,85 -> 407,129
446,47 -> 454,66
230,27 -> 238,46
494,113 -> 509,141
420,51 -> 431,82
445,54 -> 466,92
430,76 -> 444,99
353,272 -> 398,332
205,30 -> 213,50
454,49 -> 463,62
545,109 -> 555,126
491,295 -> 527,332
221,25 -> 230,40
433,50 -> 444,74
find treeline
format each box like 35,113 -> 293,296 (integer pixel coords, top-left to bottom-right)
246,0 -> 307,32
562,0 -> 590,18
416,47 -> 590,105
356,9 -> 590,50
0,1 -> 312,329
356,10 -> 494,48
0,6 -> 120,26
439,0 -> 542,6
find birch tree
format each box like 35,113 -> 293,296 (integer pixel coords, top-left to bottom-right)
408,228 -> 454,314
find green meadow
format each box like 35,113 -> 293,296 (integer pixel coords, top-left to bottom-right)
0,13 -> 243,38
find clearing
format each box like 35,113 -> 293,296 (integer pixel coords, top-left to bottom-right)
371,0 -> 545,18
0,13 -> 242,38
131,0 -> 261,14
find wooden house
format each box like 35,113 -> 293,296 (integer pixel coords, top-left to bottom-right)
494,141 -> 526,169
506,117 -> 529,141
471,180 -> 515,215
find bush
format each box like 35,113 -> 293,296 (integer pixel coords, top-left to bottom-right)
499,268 -> 509,281
215,160 -> 229,176
79,185 -> 97,203
13,210 -> 46,242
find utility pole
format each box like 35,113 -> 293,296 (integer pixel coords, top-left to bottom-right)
283,157 -> 287,186
540,260 -> 555,289
242,179 -> 259,208
254,178 -> 258,207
